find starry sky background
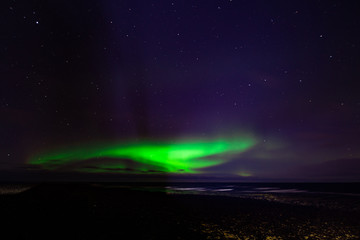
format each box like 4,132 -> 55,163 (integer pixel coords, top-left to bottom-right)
1,0 -> 360,181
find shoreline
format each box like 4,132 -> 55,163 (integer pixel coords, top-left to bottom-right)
1,183 -> 359,239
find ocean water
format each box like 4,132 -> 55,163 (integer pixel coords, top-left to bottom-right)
1,182 -> 359,212
122,182 -> 360,212
163,182 -> 360,195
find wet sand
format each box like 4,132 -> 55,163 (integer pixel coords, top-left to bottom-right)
1,183 -> 359,239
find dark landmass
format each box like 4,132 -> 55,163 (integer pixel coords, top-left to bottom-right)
1,183 -> 359,239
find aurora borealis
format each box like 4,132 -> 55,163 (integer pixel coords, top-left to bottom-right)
29,137 -> 256,174
2,0 -> 360,181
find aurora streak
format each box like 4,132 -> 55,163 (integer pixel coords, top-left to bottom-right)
28,137 -> 256,174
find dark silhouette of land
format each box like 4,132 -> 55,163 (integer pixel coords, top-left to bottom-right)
1,183 -> 359,239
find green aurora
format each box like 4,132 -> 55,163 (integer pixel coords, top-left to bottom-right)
28,137 -> 256,174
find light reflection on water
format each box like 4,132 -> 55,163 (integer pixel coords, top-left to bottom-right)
0,184 -> 34,195
158,183 -> 360,212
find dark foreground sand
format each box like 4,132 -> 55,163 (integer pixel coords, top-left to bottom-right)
1,184 -> 359,239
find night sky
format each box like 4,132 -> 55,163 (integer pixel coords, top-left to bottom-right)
2,0 -> 360,181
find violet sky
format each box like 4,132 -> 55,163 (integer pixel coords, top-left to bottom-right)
1,0 -> 360,181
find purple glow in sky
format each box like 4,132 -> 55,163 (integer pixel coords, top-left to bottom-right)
1,0 -> 360,181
